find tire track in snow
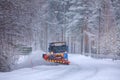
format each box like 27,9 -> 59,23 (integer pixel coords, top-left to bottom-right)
47,64 -> 81,80
51,64 -> 99,80
82,66 -> 98,80
53,64 -> 83,80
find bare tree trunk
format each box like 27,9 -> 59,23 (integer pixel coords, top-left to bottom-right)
97,8 -> 101,55
89,38 -> 91,56
45,25 -> 48,52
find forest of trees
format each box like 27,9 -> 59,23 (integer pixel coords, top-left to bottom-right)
0,0 -> 120,71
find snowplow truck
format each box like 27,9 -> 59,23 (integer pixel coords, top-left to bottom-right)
43,42 -> 70,65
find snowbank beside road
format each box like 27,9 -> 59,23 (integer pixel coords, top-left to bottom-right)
16,50 -> 52,69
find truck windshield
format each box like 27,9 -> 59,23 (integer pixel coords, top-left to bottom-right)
49,45 -> 68,53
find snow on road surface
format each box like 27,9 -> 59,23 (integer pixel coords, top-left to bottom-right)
0,51 -> 120,80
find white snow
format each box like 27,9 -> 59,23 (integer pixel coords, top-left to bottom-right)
15,50 -> 53,69
0,51 -> 120,80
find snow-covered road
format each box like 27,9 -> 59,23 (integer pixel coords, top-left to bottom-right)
0,51 -> 120,80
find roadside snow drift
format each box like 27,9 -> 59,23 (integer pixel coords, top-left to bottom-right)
16,50 -> 56,69
0,51 -> 120,80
